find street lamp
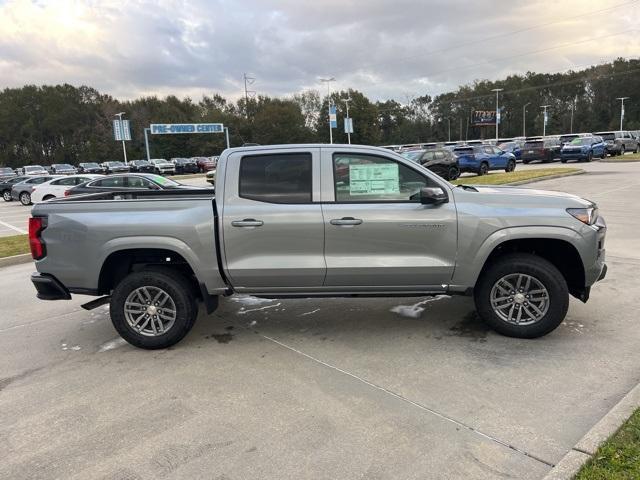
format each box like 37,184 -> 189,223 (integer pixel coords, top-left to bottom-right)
522,103 -> 530,137
319,77 -> 336,144
114,112 -> 128,164
540,105 -> 551,137
491,88 -> 503,142
617,97 -> 629,131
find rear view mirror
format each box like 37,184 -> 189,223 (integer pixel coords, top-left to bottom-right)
420,187 -> 448,205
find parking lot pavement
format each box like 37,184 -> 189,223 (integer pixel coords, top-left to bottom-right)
0,200 -> 29,237
1,161 -> 639,479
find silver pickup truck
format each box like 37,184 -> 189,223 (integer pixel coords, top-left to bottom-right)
29,144 -> 607,349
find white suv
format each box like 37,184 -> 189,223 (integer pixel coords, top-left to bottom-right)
149,159 -> 176,175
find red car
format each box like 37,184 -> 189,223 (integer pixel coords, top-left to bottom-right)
195,156 -> 217,173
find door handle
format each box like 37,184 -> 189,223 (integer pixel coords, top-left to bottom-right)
330,217 -> 363,226
231,218 -> 264,227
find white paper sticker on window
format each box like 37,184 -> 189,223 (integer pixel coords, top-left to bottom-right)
349,163 -> 400,195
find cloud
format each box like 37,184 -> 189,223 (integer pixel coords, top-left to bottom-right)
0,0 -> 637,101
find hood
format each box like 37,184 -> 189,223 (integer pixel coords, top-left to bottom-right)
453,184 -> 594,208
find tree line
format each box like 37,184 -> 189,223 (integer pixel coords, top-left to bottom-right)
0,58 -> 638,167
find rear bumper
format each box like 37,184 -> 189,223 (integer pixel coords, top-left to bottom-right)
31,272 -> 71,300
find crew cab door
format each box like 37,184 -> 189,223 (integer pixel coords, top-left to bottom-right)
220,148 -> 325,289
320,148 -> 457,289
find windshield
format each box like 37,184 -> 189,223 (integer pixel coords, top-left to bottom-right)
598,133 -> 615,141
498,142 -> 515,149
569,138 -> 591,146
401,151 -> 424,162
83,163 -> 100,167
524,141 -> 543,148
25,166 -> 44,171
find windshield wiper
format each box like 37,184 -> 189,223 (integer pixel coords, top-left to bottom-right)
455,184 -> 479,191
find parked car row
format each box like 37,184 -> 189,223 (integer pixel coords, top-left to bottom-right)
0,172 -> 211,206
0,156 -> 219,179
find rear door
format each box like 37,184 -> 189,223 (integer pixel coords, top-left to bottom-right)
220,148 -> 325,289
320,148 -> 457,289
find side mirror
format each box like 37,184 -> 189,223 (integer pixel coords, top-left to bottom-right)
420,187 -> 448,205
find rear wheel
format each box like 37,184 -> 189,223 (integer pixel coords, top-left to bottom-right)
2,190 -> 11,202
110,268 -> 199,349
474,253 -> 569,338
19,192 -> 31,206
620,145 -> 626,155
522,159 -> 530,165
477,162 -> 489,176
505,160 -> 516,172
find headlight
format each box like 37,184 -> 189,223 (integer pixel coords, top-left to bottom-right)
567,207 -> 598,225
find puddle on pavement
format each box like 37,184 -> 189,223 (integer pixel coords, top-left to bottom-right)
448,311 -> 489,342
206,333 -> 234,344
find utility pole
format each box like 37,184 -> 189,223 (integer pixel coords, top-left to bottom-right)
466,107 -> 473,141
319,77 -> 336,144
459,117 -> 462,141
144,127 -> 151,161
492,88 -> 503,142
522,103 -> 530,137
342,97 -> 352,144
114,112 -> 128,164
447,118 -> 451,142
243,73 -> 255,119
541,105 -> 551,137
617,97 -> 629,130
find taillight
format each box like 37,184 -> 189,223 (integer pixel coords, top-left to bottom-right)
28,217 -> 47,260
64,190 -> 70,197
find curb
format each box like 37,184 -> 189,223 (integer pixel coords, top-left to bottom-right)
599,159 -> 640,163
505,169 -> 585,186
542,381 -> 640,480
0,253 -> 31,268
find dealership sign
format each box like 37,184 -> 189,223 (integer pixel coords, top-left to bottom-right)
472,110 -> 498,126
150,123 -> 224,134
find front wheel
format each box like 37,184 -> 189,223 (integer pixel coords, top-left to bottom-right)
446,166 -> 460,180
586,151 -> 593,162
110,268 -> 199,349
505,160 -> 515,172
474,253 -> 569,338
2,190 -> 11,202
19,192 -> 31,206
620,145 -> 626,155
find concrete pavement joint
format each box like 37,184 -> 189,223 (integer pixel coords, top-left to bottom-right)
257,331 -> 555,468
542,380 -> 640,480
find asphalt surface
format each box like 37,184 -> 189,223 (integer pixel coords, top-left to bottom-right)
1,161 -> 639,479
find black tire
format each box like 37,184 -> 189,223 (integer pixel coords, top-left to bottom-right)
477,162 -> 489,176
2,190 -> 11,202
19,192 -> 31,206
505,160 -> 515,172
586,151 -> 593,162
620,145 -> 625,155
601,150 -> 606,159
560,158 -> 568,163
522,159 -> 530,165
110,268 -> 199,349
474,253 -> 569,339
446,166 -> 460,181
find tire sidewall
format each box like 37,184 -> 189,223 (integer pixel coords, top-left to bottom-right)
110,270 -> 197,349
475,254 -> 569,338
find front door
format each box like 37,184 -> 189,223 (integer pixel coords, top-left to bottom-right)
221,148 -> 326,290
321,149 -> 458,289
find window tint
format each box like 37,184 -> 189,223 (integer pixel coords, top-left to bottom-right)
91,177 -> 125,188
239,153 -> 312,204
333,153 -> 430,203
422,151 -> 435,162
434,151 -> 445,160
51,177 -> 77,186
127,176 -> 154,189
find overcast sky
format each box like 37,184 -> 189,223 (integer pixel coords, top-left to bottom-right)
0,0 -> 638,102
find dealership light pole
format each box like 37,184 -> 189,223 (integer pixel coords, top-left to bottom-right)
541,105 -> 551,137
447,118 -> 451,142
617,97 -> 629,131
491,88 -> 503,142
114,112 -> 128,164
522,103 -> 530,137
319,77 -> 336,144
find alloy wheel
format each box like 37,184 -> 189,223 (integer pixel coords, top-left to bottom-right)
124,286 -> 177,337
490,273 -> 549,326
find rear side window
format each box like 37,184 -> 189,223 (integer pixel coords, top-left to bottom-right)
239,153 -> 312,204
51,177 -> 77,186
91,177 -> 125,188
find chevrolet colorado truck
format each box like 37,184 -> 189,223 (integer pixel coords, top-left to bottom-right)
29,144 -> 607,349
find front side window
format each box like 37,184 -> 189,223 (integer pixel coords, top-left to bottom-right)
127,176 -> 154,188
92,177 -> 125,188
333,153 -> 430,203
239,153 -> 312,204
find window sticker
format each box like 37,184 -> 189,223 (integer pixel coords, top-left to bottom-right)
348,163 -> 400,196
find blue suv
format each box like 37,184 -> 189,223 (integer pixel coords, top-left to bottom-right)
560,136 -> 606,163
453,144 -> 517,176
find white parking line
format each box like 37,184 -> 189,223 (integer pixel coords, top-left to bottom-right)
0,219 -> 27,234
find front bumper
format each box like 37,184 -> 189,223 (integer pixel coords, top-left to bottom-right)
31,273 -> 71,300
561,152 -> 588,160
